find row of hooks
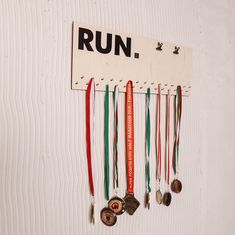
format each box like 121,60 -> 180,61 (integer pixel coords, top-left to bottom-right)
77,76 -> 191,90
94,84 -> 189,92
156,42 -> 180,54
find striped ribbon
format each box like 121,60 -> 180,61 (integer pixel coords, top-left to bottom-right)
165,89 -> 171,189
85,78 -> 95,224
156,84 -> 162,188
145,88 -> 151,193
104,85 -> 110,200
113,85 -> 119,192
173,86 -> 182,177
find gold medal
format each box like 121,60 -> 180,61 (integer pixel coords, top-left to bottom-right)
162,192 -> 172,207
108,197 -> 125,215
171,179 -> 182,194
123,193 -> 140,215
156,190 -> 163,204
100,208 -> 117,226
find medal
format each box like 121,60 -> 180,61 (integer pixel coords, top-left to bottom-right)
156,84 -> 163,204
123,193 -> 140,215
162,89 -> 172,207
85,78 -> 96,224
108,196 -> 125,215
100,208 -> 117,226
156,190 -> 163,204
145,88 -> 151,209
171,86 -> 183,194
108,86 -> 125,215
171,179 -> 182,193
100,85 -> 118,226
162,192 -> 172,207
123,81 -> 140,215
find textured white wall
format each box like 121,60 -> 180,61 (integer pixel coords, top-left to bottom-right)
0,0 -> 235,235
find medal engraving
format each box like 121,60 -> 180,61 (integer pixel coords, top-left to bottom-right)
100,208 -> 117,226
123,193 -> 140,215
171,179 -> 182,194
108,197 -> 125,215
156,190 -> 163,204
162,192 -> 172,207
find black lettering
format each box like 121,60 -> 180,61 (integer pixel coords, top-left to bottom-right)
78,27 -> 94,51
95,31 -> 112,54
115,35 -> 131,57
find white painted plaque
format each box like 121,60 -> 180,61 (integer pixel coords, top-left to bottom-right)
72,22 -> 192,95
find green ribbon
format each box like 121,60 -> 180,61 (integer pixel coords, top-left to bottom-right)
146,88 -> 151,193
104,85 -> 109,200
113,86 -> 119,190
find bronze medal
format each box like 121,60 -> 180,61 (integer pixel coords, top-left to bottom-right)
162,192 -> 172,207
108,197 -> 125,215
156,190 -> 163,204
171,179 -> 182,194
90,203 -> 95,224
100,208 -> 117,226
145,192 -> 150,209
123,193 -> 140,215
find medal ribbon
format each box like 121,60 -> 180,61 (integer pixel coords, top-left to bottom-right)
113,85 -> 119,192
86,78 -> 95,197
173,86 -> 182,176
165,90 -> 171,188
126,81 -> 134,194
156,84 -> 162,186
146,88 -> 151,193
104,85 -> 110,200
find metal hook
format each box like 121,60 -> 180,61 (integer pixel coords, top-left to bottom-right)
156,42 -> 163,51
173,46 -> 180,54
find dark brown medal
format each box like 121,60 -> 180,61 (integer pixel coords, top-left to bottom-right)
171,179 -> 182,194
156,190 -> 163,204
162,192 -> 172,207
90,203 -> 95,224
108,197 -> 125,215
123,193 -> 140,215
100,208 -> 117,226
145,192 -> 150,209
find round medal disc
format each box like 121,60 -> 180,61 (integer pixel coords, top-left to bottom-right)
108,197 -> 125,215
171,179 -> 182,194
156,190 -> 163,204
162,192 -> 172,207
100,208 -> 117,226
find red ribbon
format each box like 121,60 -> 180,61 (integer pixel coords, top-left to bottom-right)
126,81 -> 134,194
86,78 -> 95,196
166,90 -> 171,185
156,84 -> 162,182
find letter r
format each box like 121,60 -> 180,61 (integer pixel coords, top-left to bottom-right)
78,27 -> 94,51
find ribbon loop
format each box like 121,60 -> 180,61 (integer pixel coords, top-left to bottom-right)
113,85 -> 119,191
145,88 -> 151,193
173,86 -> 182,176
156,84 -> 162,186
104,85 -> 110,200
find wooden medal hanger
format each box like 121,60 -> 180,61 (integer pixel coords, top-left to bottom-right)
72,22 -> 192,96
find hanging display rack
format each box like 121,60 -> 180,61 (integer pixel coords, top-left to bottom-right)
72,22 -> 192,96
